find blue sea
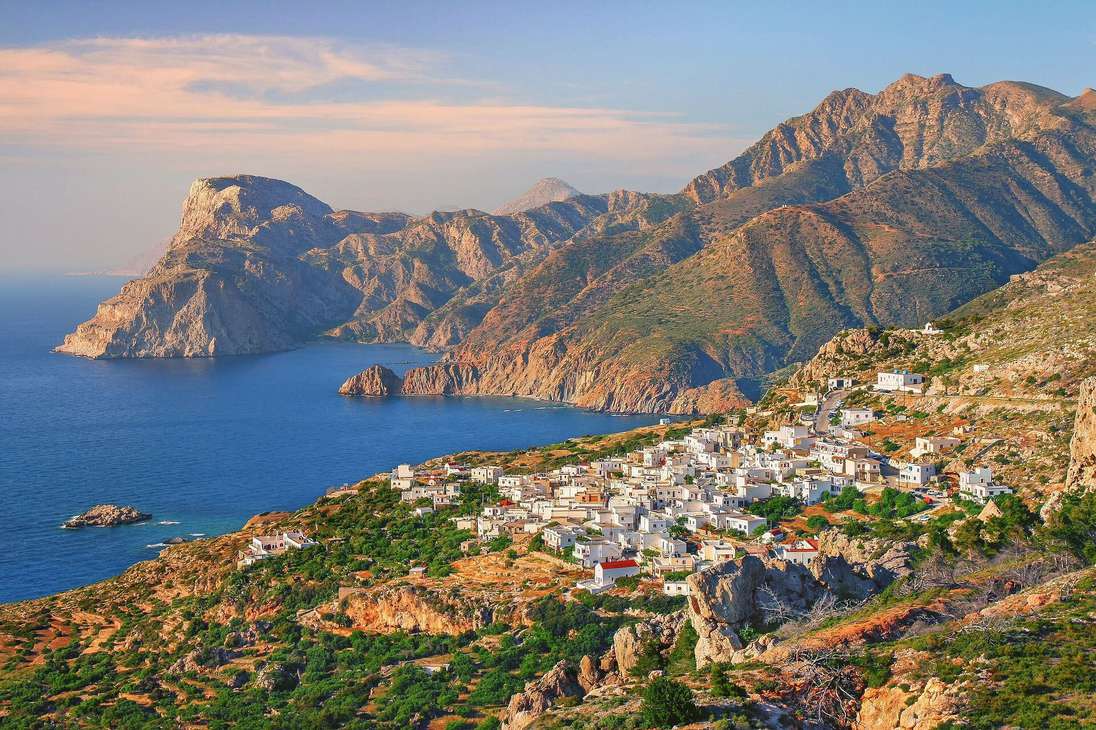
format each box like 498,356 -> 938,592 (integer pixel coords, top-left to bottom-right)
0,276 -> 658,603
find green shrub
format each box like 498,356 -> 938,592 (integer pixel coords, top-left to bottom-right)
641,677 -> 700,728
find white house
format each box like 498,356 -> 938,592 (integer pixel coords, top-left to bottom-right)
543,525 -> 583,552
876,370 -> 925,393
774,539 -> 819,566
595,559 -> 640,585
238,531 -> 317,567
719,512 -> 766,536
840,408 -> 875,428
958,468 -> 1013,504
910,436 -> 961,458
898,462 -> 936,486
663,579 -> 691,596
828,376 -> 855,390
578,559 -> 642,593
471,466 -> 504,484
573,537 -> 622,568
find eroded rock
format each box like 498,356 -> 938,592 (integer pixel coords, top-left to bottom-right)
62,504 -> 151,528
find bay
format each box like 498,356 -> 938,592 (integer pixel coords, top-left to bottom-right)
0,276 -> 657,603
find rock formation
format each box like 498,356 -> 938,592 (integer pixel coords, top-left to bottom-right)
340,583 -> 509,635
854,650 -> 963,729
338,365 -> 404,396
811,530 -> 914,601
62,504 -> 151,528
1066,377 -> 1096,494
687,556 -> 825,668
337,362 -> 481,398
687,539 -> 913,667
494,178 -> 581,215
501,660 -> 584,730
610,612 -> 685,678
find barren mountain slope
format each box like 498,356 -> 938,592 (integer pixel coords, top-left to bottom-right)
415,94 -> 1096,413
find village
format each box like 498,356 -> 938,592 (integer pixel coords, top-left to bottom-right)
368,361 -> 1016,597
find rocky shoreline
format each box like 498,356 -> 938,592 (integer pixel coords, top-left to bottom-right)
62,504 -> 151,529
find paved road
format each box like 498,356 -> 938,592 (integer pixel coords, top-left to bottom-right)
814,389 -> 848,433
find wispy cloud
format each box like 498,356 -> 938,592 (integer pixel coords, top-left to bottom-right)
0,34 -> 736,162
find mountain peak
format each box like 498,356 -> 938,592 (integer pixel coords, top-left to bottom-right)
493,177 -> 581,215
174,174 -> 332,248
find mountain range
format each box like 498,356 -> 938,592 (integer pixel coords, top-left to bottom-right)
58,73 -> 1096,413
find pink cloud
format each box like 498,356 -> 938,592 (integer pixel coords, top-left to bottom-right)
0,34 -> 743,163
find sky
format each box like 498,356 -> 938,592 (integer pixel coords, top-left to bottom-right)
1,1 -> 1095,273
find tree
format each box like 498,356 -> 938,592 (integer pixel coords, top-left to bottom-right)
806,515 -> 829,533
641,676 -> 701,728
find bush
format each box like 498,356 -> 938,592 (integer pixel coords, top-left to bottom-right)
641,677 -> 700,728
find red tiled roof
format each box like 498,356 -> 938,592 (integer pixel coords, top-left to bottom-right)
598,559 -> 639,570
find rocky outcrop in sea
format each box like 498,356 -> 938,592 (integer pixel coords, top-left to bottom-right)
63,504 -> 151,528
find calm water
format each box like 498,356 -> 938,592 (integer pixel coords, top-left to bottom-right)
0,276 -> 657,603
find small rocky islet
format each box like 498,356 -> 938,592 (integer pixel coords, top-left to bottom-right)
61,504 -> 151,529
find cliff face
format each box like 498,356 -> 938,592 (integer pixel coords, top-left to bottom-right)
1066,377 -> 1096,493
687,555 -> 825,668
341,583 -> 508,635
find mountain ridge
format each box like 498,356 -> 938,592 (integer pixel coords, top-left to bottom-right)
57,73 -> 1096,413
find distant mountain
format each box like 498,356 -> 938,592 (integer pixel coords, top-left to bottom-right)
58,74 -> 1096,414
493,177 -> 580,215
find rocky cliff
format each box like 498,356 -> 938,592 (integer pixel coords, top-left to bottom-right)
341,582 -> 509,635
1066,377 -> 1096,494
687,535 -> 913,668
687,555 -> 824,668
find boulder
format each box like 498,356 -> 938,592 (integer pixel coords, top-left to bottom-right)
501,660 -> 583,730
577,654 -> 602,693
253,661 -> 297,692
811,530 -> 914,600
611,612 -> 685,678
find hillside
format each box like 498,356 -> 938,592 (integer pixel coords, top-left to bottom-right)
743,241 -> 1096,507
3,364 -> 1096,727
415,76 -> 1096,413
59,76 -> 1096,414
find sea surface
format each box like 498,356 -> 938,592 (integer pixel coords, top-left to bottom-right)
0,276 -> 658,603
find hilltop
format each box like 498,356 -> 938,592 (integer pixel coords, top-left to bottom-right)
59,74 -> 1096,413
493,178 -> 581,215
